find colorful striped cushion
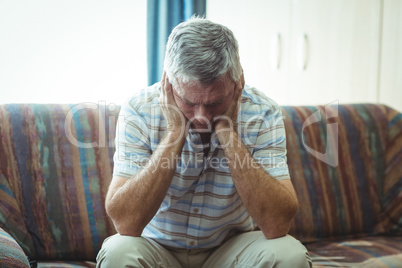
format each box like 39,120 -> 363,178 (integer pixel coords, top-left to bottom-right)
0,104 -> 119,261
381,108 -> 402,235
283,104 -> 401,242
34,261 -> 96,267
306,236 -> 402,267
0,103 -> 400,265
0,227 -> 30,268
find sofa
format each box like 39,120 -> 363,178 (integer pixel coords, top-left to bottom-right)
0,103 -> 401,267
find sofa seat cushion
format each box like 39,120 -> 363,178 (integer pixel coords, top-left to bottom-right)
35,261 -> 96,267
0,227 -> 30,268
306,236 -> 402,267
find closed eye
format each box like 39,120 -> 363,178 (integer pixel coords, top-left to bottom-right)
206,94 -> 230,107
173,88 -> 229,107
206,101 -> 223,107
184,102 -> 196,107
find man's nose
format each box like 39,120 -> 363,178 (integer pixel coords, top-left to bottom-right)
194,105 -> 212,124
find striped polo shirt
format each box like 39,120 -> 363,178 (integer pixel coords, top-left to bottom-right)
113,82 -> 290,249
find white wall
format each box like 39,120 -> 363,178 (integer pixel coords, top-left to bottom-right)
0,0 -> 147,105
207,0 -> 401,110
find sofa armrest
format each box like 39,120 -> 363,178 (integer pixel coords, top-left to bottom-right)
0,227 -> 30,268
381,106 -> 402,235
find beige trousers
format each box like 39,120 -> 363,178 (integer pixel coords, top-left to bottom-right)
96,231 -> 311,268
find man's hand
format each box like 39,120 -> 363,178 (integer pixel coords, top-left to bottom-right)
212,71 -> 298,239
160,72 -> 188,135
106,72 -> 188,236
214,71 -> 245,132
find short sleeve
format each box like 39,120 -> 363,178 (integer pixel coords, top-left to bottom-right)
113,102 -> 152,178
252,104 -> 290,180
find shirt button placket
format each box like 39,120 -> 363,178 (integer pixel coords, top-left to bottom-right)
187,206 -> 201,248
187,174 -> 205,249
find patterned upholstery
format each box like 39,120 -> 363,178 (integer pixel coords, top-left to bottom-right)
0,103 -> 400,267
283,104 -> 402,267
307,236 -> 402,267
0,227 -> 30,267
0,104 -> 118,261
283,104 -> 402,243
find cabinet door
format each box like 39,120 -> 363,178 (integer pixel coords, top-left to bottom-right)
288,0 -> 381,105
207,0 -> 291,104
379,0 -> 402,111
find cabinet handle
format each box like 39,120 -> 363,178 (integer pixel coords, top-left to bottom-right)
271,33 -> 281,70
298,33 -> 308,71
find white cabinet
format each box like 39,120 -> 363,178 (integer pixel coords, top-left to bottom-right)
288,0 -> 380,105
207,0 -> 292,105
207,0 -> 391,107
379,0 -> 402,111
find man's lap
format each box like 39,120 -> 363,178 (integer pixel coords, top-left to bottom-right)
96,231 -> 311,268
204,231 -> 311,267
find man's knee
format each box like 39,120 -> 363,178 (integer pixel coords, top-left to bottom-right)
96,234 -> 144,267
260,235 -> 311,268
96,234 -> 176,267
232,233 -> 311,268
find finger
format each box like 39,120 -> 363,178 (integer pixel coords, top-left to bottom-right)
236,70 -> 245,90
160,71 -> 167,105
236,71 -> 245,103
161,71 -> 166,83
165,75 -> 172,92
241,71 -> 245,89
234,80 -> 243,102
163,77 -> 179,109
224,84 -> 241,117
165,72 -> 170,85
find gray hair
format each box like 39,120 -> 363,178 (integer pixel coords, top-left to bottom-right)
164,18 -> 242,87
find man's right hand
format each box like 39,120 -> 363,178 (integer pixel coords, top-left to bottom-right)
106,72 -> 188,236
159,72 -> 188,136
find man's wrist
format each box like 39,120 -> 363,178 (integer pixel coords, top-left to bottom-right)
163,129 -> 187,147
215,125 -> 241,151
214,118 -> 237,132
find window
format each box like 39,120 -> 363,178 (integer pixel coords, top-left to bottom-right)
0,0 -> 147,104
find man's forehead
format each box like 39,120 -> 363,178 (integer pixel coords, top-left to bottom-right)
173,79 -> 232,104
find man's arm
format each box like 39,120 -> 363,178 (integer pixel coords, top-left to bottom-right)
106,72 -> 187,236
216,131 -> 298,239
214,74 -> 298,239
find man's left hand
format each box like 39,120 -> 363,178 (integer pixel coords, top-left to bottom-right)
214,71 -> 245,132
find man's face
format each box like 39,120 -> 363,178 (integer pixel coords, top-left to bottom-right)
172,75 -> 235,131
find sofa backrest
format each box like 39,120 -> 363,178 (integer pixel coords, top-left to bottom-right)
0,103 -> 401,260
0,104 -> 118,261
283,104 -> 401,243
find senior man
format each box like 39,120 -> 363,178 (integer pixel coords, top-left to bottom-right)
96,18 -> 311,267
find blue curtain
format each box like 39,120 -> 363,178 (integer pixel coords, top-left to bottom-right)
147,0 -> 206,86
